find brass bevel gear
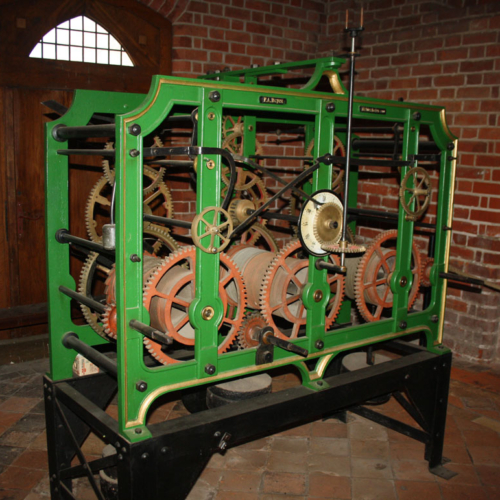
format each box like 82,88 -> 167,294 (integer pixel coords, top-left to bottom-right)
312,202 -> 344,247
237,312 -> 267,349
421,256 -> 434,287
85,168 -> 174,243
142,246 -> 247,365
354,229 -> 421,322
260,239 -> 345,340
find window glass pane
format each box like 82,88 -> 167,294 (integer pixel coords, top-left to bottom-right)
83,17 -> 96,32
70,16 -> 83,30
122,52 -> 133,67
70,46 -> 83,62
29,15 -> 134,67
97,49 -> 108,64
70,30 -> 83,47
109,35 -> 120,50
84,32 -> 96,48
109,50 -> 121,65
44,28 -> 56,44
97,34 -> 108,49
57,28 -> 69,45
84,47 -> 96,63
44,44 -> 56,60
30,44 -> 42,58
57,45 -> 70,61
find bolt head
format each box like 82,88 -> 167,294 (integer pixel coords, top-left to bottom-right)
447,142 -> 455,151
128,124 -> 141,136
315,340 -> 324,350
205,364 -> 216,375
209,90 -> 221,102
326,102 -> 336,112
313,290 -> 323,302
135,428 -> 142,434
136,381 -> 147,392
412,112 -> 421,121
431,314 -> 439,323
400,276 -> 408,287
399,321 -> 407,329
129,149 -> 140,157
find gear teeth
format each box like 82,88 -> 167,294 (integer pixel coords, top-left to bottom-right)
143,165 -> 167,196
237,311 -> 266,349
85,175 -> 110,242
101,303 -> 117,340
102,142 -> 116,186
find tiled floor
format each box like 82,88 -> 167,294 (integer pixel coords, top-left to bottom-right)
0,356 -> 500,499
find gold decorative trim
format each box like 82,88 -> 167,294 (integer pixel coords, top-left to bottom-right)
126,326 -> 431,427
324,71 -> 346,95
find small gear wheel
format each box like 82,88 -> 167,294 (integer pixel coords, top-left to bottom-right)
101,303 -> 117,340
143,246 -> 247,365
400,166 -> 432,221
235,223 -> 280,252
421,256 -> 434,287
222,130 -> 264,161
260,239 -> 345,339
238,312 -> 267,349
354,229 -> 422,322
305,137 -> 346,193
191,206 -> 233,254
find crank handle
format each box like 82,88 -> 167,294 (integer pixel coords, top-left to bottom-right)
260,327 -> 309,357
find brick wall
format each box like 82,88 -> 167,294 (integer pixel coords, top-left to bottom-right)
138,0 -> 500,363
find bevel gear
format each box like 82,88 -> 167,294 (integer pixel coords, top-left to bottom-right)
260,239 -> 345,340
312,202 -> 343,247
354,229 -> 421,322
421,256 -> 434,287
142,246 -> 247,365
85,168 -> 174,243
237,312 -> 267,349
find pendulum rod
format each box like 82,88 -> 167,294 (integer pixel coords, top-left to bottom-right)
340,9 -> 364,267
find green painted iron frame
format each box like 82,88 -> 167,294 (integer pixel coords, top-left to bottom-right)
45,57 -> 458,442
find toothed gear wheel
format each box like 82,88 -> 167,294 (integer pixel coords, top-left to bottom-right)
85,168 -> 173,243
421,256 -> 434,287
311,202 -> 343,247
78,251 -> 111,339
238,312 -> 267,349
260,239 -> 345,340
235,223 -> 280,252
400,166 -> 432,221
102,142 -> 116,185
191,206 -> 233,254
223,116 -> 245,137
354,230 -> 422,322
101,303 -> 117,340
142,246 -> 247,365
222,131 -> 263,165
78,231 -> 179,338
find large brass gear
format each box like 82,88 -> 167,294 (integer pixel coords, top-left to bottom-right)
78,229 -> 179,338
237,312 -> 267,349
142,246 -> 247,365
234,223 -> 280,252
101,138 -> 166,194
85,167 -> 174,243
354,230 -> 421,322
260,239 -> 345,339
222,130 -> 263,162
399,166 -> 432,221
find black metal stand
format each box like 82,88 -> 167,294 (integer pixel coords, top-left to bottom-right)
44,343 -> 454,499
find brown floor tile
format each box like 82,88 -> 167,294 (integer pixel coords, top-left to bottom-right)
276,424 -> 311,438
475,464 -> 500,487
439,483 -> 488,500
215,491 -> 259,500
308,472 -> 351,499
260,496 -> 306,500
237,437 -> 272,451
351,458 -> 392,479
0,430 -> 40,448
262,472 -> 306,496
395,480 -> 443,500
311,421 -> 348,438
271,437 -> 309,453
462,428 -> 500,447
0,489 -> 27,499
308,455 -> 350,476
12,450 -> 48,470
196,467 -> 222,489
309,438 -> 349,456
224,449 -> 268,472
0,414 -> 23,430
392,460 -> 435,482
442,444 -> 472,465
468,445 -> 500,465
351,439 -> 390,459
351,478 -> 396,500
207,452 -> 226,469
390,440 -> 426,461
27,432 -> 47,451
348,421 -> 388,441
267,451 -> 308,473
0,466 -> 46,490
0,398 -> 38,414
186,486 -> 216,500
219,471 -> 261,493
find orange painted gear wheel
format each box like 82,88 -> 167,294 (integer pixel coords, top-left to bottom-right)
260,239 -> 345,340
421,256 -> 434,287
101,303 -> 117,340
237,312 -> 267,349
143,246 -> 247,365
354,230 -> 421,322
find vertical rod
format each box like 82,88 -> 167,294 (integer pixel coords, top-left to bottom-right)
340,33 -> 359,267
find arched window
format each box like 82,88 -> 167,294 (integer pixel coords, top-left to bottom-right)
29,16 -> 133,66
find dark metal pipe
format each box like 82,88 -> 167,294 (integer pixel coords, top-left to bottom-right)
143,214 -> 192,229
439,272 -> 483,287
352,139 -> 439,152
56,229 -> 115,255
59,286 -> 106,314
62,332 -> 117,377
348,208 -> 436,229
259,212 -> 299,222
129,319 -> 173,346
145,160 -> 194,167
315,260 -> 346,274
53,124 -> 115,142
57,149 -> 115,157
